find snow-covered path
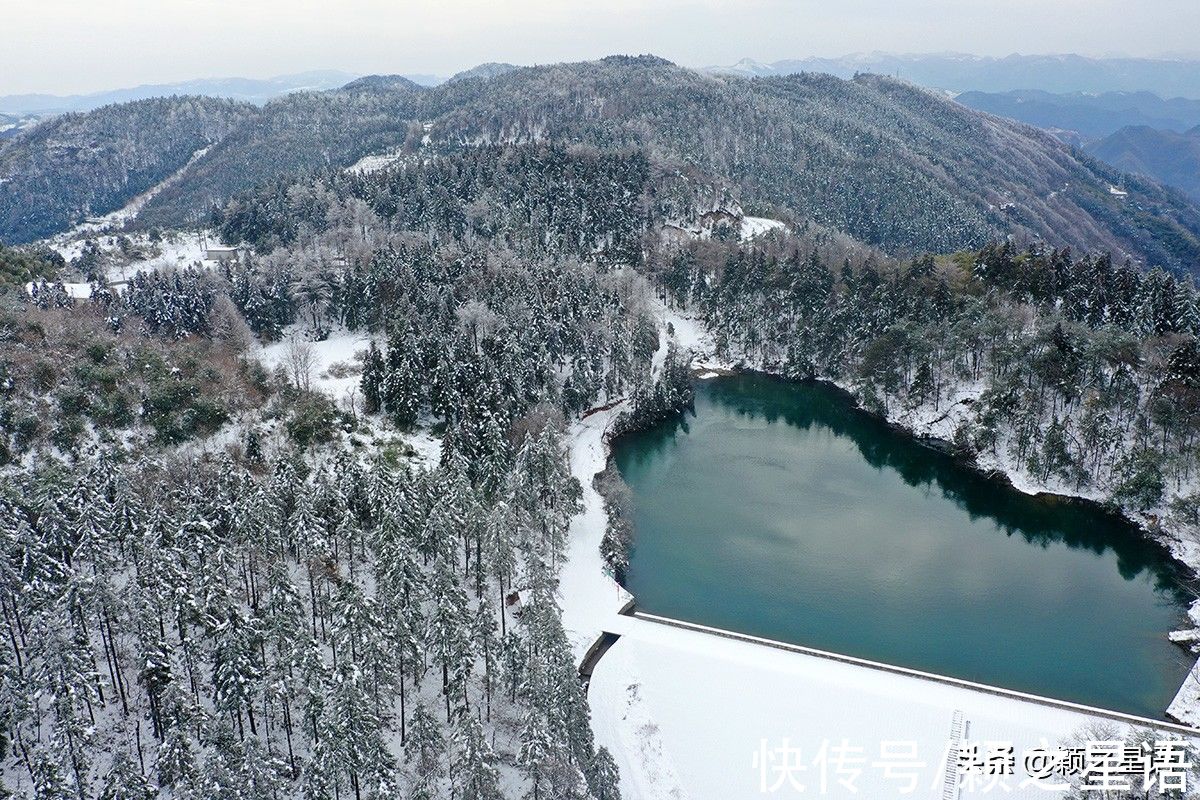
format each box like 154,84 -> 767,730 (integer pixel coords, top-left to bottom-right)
557,405 -> 693,800
559,405 -> 633,662
70,145 -> 212,236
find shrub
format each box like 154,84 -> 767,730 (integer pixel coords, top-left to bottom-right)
284,392 -> 340,448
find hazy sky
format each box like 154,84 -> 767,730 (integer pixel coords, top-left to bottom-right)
4,0 -> 1199,95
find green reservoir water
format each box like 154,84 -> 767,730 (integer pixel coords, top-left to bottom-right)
614,374 -> 1195,718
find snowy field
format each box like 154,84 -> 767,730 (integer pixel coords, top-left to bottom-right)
44,229 -> 211,281
347,149 -> 406,174
740,216 -> 787,241
102,232 -> 211,283
26,230 -> 213,301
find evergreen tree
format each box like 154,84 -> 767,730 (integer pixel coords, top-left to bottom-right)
451,713 -> 501,800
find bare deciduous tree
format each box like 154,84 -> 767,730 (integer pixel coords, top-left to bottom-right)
343,385 -> 359,423
286,337 -> 315,393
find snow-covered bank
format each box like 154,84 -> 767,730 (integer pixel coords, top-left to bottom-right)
558,404 -> 633,662
1171,668 -> 1200,729
554,324 -> 683,798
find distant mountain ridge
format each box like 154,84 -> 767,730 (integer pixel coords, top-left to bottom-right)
4,56 -> 1200,275
1086,125 -> 1200,202
706,53 -> 1200,99
0,112 -> 38,141
339,75 -> 427,93
0,71 -> 360,115
955,89 -> 1200,142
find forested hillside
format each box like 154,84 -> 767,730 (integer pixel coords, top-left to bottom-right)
422,58 -> 1200,271
136,84 -> 428,231
0,97 -> 256,243
0,140 -> 654,796
1087,126 -> 1200,203
210,144 -> 680,263
7,56 -> 1200,275
0,426 -> 620,800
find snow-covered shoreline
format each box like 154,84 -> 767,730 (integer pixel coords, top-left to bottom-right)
559,404 -> 691,799
660,297 -> 1200,598
559,403 -> 634,663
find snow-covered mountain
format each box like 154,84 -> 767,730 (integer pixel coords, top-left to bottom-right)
705,57 -> 776,78
0,112 -> 38,141
7,55 -> 1200,274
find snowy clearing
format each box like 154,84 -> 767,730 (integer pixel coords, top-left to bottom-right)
347,149 -> 406,174
24,280 -> 93,299
255,327 -> 371,403
404,427 -> 444,468
45,229 -> 211,279
739,216 -> 787,241
654,299 -> 719,364
251,326 -> 447,467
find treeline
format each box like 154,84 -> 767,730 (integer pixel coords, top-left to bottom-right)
974,242 -> 1199,336
657,240 -> 1200,520
608,344 -> 694,440
0,430 -> 619,799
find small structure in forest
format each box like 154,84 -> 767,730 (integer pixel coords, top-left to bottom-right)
202,244 -> 241,263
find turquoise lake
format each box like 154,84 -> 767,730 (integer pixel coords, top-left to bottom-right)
614,373 -> 1195,719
